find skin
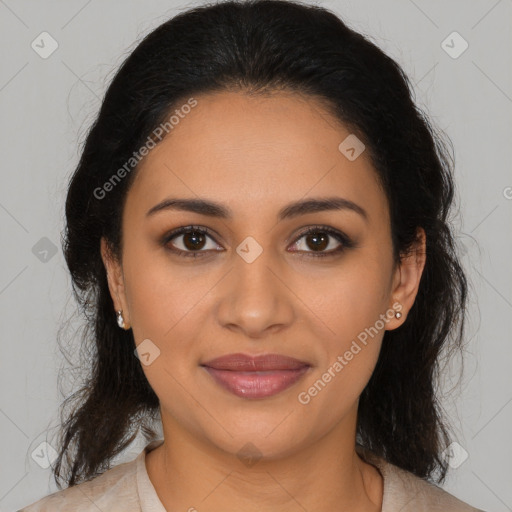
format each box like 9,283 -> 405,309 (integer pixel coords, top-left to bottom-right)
101,90 -> 426,512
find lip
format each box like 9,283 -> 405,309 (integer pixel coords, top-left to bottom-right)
202,353 -> 310,371
201,353 -> 311,399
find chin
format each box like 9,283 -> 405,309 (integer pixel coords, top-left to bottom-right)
197,414 -> 312,463
215,433 -> 305,464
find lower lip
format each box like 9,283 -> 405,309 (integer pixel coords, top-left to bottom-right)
202,366 -> 310,399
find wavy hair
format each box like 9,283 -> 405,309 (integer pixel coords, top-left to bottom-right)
52,0 -> 469,488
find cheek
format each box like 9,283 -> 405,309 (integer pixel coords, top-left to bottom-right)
310,255 -> 391,340
298,254 -> 390,404
298,320 -> 384,423
122,243 -> 214,394
122,241 -> 205,338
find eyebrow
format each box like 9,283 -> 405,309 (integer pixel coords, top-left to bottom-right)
146,196 -> 368,223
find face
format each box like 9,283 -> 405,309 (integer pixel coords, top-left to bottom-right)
102,90 -> 425,459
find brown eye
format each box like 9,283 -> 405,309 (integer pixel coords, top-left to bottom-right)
304,232 -> 330,252
162,226 -> 222,258
181,230 -> 208,251
289,226 -> 355,258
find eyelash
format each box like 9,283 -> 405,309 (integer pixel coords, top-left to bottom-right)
161,224 -> 355,260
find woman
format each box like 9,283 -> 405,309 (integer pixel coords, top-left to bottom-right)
20,0 -> 485,510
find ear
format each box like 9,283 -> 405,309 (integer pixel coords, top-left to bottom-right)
100,237 -> 131,329
387,227 -> 426,329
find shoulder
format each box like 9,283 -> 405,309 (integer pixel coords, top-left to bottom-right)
356,445 -> 486,512
384,463 -> 486,511
17,455 -> 140,512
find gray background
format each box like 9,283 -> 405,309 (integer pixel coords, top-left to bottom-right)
1,0 -> 511,510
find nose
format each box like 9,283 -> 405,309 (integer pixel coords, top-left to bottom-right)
215,247 -> 295,339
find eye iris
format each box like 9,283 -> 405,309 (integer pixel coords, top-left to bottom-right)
306,232 -> 329,251
183,231 -> 206,250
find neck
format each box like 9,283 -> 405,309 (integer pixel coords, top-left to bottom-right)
145,410 -> 383,512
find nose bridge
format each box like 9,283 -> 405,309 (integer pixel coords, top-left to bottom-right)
235,244 -> 278,297
215,239 -> 294,336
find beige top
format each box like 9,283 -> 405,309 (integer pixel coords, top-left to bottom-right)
19,439 -> 485,511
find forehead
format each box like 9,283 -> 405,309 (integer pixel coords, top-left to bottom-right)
126,90 -> 388,224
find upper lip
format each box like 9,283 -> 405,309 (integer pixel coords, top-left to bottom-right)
201,353 -> 310,371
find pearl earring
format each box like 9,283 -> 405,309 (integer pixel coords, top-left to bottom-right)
395,311 -> 402,319
116,310 -> 126,329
